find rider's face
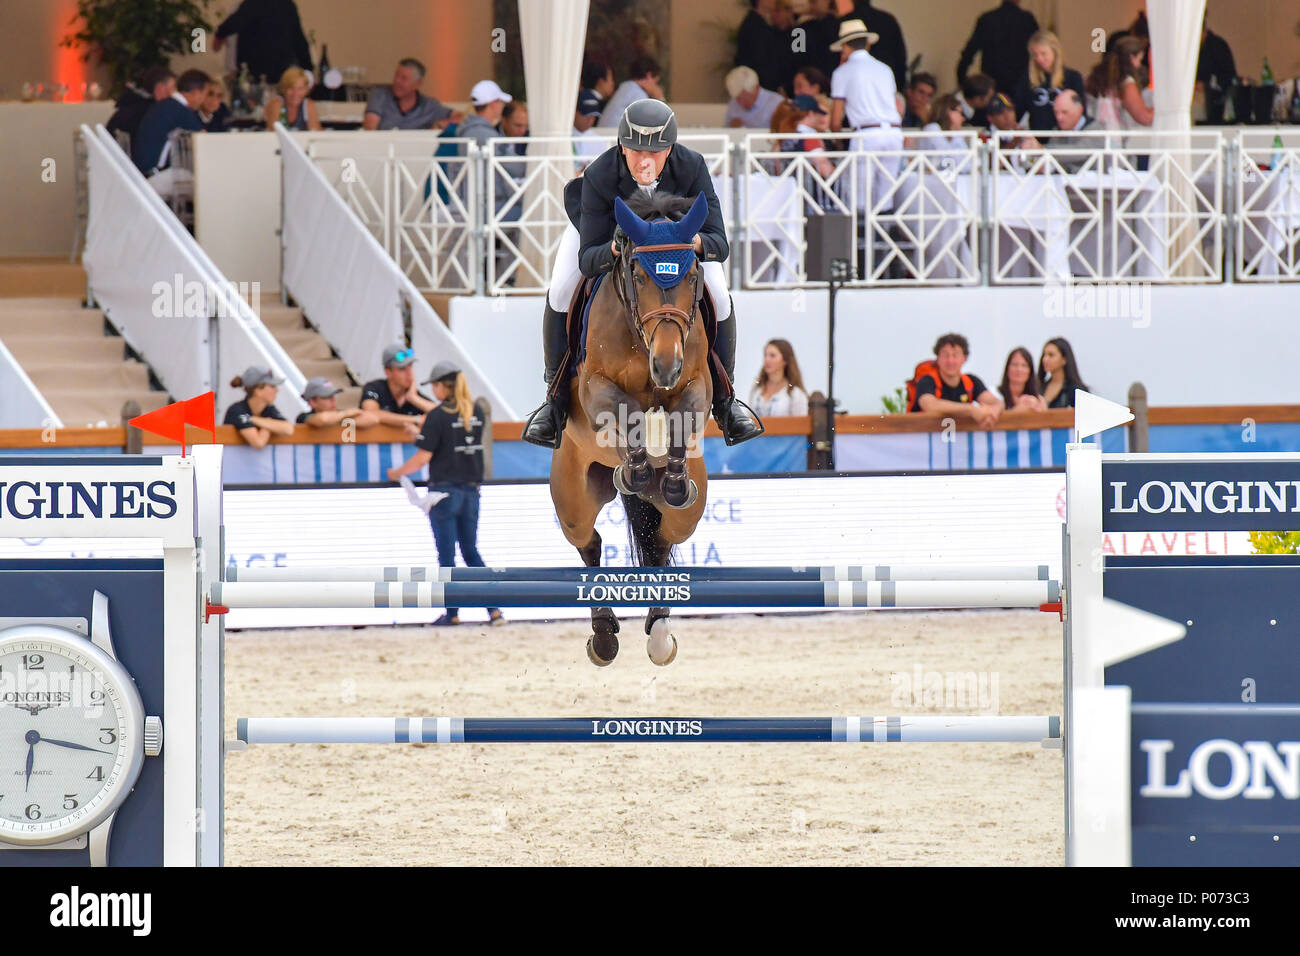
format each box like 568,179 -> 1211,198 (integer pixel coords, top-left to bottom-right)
622,146 -> 671,185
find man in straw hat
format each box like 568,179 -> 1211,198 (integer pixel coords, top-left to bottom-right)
828,19 -> 902,216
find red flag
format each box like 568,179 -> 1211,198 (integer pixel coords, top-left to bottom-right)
129,391 -> 215,456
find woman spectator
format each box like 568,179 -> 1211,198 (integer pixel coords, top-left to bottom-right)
1014,31 -> 1085,131
916,93 -> 972,170
792,66 -> 830,99
749,339 -> 809,416
998,347 -> 1046,411
223,367 -> 294,449
264,66 -> 321,131
1087,36 -> 1152,137
1038,337 -> 1088,409
387,361 -> 504,628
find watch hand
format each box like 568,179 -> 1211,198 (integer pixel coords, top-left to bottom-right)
37,736 -> 114,755
25,741 -> 34,793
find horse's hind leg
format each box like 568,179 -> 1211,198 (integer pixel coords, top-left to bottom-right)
576,526 -> 620,666
629,506 -> 677,667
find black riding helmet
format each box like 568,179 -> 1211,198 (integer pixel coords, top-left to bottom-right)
617,100 -> 678,152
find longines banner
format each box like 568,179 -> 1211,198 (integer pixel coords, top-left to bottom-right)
1102,460 -> 1300,532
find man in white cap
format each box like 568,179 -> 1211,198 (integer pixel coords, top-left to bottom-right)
295,377 -> 379,429
460,80 -> 524,282
459,80 -> 512,150
723,66 -> 783,129
828,18 -> 902,214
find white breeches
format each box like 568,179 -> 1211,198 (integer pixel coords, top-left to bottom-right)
547,223 -> 731,319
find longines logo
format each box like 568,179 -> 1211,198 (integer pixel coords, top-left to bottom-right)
0,480 -> 177,520
575,583 -> 691,603
1109,480 -> 1300,517
1139,738 -> 1300,800
590,719 -> 703,737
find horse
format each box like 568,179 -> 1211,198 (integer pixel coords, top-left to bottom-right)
549,192 -> 714,667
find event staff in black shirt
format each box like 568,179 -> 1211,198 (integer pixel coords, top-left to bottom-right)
223,366 -> 295,448
361,343 -> 436,436
295,377 -> 378,428
388,362 -> 504,627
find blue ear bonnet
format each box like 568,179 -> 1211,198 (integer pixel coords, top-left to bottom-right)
632,220 -> 698,290
613,193 -> 709,290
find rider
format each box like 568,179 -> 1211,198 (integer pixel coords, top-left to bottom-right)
522,99 -> 764,448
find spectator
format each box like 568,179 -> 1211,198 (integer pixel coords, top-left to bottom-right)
909,333 -> 1003,427
956,72 -> 996,127
199,81 -> 231,132
499,100 -> 529,140
1109,36 -> 1154,132
363,58 -> 461,131
997,347 -> 1045,411
132,69 -> 209,200
264,66 -> 321,130
987,93 -> 1040,150
919,92 -> 968,154
107,67 -> 174,146
1038,337 -> 1088,408
461,81 -> 522,281
295,377 -> 378,428
1014,30 -> 1085,131
798,0 -> 842,81
901,72 -> 936,128
459,80 -> 510,147
1196,18 -> 1236,97
793,66 -> 831,100
361,344 -> 436,433
768,0 -> 800,96
386,362 -> 504,628
828,20 -> 901,212
842,0 -> 908,92
749,339 -> 809,416
224,367 -> 294,448
598,56 -> 665,128
581,60 -> 616,110
573,90 -> 605,170
956,0 -> 1039,99
214,0 -> 312,85
770,95 -> 835,197
1046,90 -> 1106,173
725,66 -> 784,129
736,0 -> 776,84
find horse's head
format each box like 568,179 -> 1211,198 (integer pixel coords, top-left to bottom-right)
614,193 -> 709,389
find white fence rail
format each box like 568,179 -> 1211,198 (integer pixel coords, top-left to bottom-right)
301,127 -> 1300,290
281,126 -> 517,417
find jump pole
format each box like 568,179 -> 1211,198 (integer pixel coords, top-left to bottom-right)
236,715 -> 1062,745
210,578 -> 1060,610
227,564 -> 1054,583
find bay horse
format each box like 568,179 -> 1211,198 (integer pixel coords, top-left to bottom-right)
550,192 -> 714,667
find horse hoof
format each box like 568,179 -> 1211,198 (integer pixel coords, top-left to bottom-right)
613,463 -> 651,496
661,478 -> 699,510
587,632 -> 619,666
646,618 -> 678,666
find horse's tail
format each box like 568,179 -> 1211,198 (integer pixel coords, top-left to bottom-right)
620,493 -> 671,567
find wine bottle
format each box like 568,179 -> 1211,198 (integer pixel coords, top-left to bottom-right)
1262,58 -> 1274,85
1289,80 -> 1300,125
1270,132 -> 1283,170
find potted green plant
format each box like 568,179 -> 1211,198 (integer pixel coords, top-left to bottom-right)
61,0 -> 214,98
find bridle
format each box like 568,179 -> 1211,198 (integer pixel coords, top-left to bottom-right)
613,237 -> 704,356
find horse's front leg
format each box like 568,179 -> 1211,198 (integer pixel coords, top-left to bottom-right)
660,381 -> 709,510
582,371 -> 651,496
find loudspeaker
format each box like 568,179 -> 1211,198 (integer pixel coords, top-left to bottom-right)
804,214 -> 853,281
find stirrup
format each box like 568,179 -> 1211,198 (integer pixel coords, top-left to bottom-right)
522,400 -> 564,449
715,396 -> 765,447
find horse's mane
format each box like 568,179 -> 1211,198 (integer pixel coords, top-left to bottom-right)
622,191 -> 696,222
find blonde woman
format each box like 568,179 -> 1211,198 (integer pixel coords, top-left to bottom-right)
264,66 -> 321,131
388,361 -> 503,627
1014,30 -> 1085,131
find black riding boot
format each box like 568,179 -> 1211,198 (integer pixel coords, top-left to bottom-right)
522,303 -> 571,449
711,301 -> 764,446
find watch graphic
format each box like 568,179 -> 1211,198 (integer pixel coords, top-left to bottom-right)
0,591 -> 162,866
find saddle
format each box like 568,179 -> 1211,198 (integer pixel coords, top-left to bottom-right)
545,274 -> 731,404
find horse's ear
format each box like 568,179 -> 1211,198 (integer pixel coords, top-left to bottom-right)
676,193 -> 709,244
614,196 -> 649,246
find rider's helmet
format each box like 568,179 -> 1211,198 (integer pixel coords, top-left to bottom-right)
617,100 -> 678,152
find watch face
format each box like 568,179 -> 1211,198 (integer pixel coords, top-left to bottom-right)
0,625 -> 145,845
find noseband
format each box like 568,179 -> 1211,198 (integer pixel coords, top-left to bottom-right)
615,240 -> 704,354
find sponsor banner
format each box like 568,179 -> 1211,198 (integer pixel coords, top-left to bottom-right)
1131,705 -> 1300,866
1101,460 -> 1300,532
0,458 -> 192,544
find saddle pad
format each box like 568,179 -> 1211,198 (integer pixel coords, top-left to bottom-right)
570,272 -> 605,377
